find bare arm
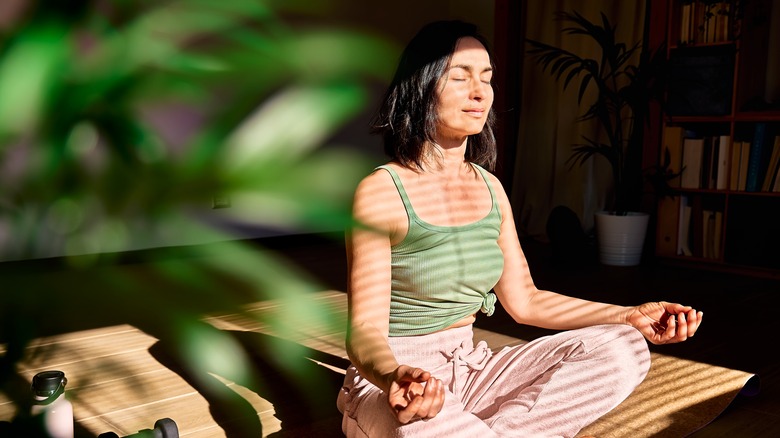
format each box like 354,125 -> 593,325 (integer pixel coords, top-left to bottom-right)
345,171 -> 400,393
344,169 -> 445,422
488,174 -> 702,343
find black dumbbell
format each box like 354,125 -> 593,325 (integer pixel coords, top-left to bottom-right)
98,418 -> 178,438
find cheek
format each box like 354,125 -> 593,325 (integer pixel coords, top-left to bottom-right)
435,96 -> 458,118
439,88 -> 468,109
438,88 -> 458,103
485,87 -> 495,105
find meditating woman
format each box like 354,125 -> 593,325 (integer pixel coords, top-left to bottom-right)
337,20 -> 702,438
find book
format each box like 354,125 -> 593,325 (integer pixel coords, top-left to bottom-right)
774,155 -> 780,191
714,1 -> 731,42
681,137 -> 705,189
677,196 -> 693,257
705,3 -> 717,43
760,135 -> 780,191
713,210 -> 723,259
729,140 -> 742,190
745,122 -> 769,192
681,2 -> 692,44
701,209 -> 723,259
738,141 -> 751,190
702,209 -> 715,259
715,135 -> 730,190
661,125 -> 685,188
692,0 -> 708,43
700,136 -> 714,188
691,197 -> 705,258
656,196 -> 680,257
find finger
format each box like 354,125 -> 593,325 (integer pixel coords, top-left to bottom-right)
664,302 -> 692,314
400,368 -> 430,383
688,309 -> 703,336
662,313 -> 677,341
428,379 -> 446,417
396,395 -> 424,424
675,312 -> 688,341
686,309 -> 699,332
421,378 -> 438,398
415,379 -> 438,418
388,391 -> 409,412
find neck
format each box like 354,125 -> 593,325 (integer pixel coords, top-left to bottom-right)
423,138 -> 468,176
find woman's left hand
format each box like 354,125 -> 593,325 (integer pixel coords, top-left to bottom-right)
628,301 -> 703,345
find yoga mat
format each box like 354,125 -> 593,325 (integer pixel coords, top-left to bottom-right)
222,291 -> 762,438
578,353 -> 760,438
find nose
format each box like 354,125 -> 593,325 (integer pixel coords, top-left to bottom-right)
471,80 -> 491,102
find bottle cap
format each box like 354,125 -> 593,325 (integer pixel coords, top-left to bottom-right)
32,370 -> 67,403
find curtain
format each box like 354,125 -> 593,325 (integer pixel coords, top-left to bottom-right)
511,0 -> 646,241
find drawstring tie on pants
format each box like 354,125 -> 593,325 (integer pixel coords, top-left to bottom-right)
444,340 -> 492,397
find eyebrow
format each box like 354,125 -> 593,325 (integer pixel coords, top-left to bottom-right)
450,64 -> 493,73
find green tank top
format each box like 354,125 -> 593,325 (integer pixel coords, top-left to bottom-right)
378,164 -> 504,337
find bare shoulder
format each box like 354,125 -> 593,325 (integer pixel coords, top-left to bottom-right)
354,165 -> 397,204
353,164 -> 406,230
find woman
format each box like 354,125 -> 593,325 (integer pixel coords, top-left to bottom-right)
337,20 -> 702,438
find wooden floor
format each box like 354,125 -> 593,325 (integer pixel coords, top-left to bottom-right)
0,289 -> 531,437
1,234 -> 779,437
0,291 -> 353,437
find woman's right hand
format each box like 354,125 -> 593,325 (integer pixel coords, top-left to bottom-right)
387,365 -> 446,424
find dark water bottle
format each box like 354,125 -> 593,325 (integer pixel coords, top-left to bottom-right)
31,370 -> 74,438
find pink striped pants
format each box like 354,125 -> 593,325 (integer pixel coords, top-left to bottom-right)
337,324 -> 650,438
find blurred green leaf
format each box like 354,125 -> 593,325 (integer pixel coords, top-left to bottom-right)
0,0 -> 399,430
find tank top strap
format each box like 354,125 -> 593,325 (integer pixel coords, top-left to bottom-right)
470,163 -> 502,220
375,165 -> 418,219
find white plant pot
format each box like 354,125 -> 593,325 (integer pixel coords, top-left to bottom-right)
594,211 -> 650,266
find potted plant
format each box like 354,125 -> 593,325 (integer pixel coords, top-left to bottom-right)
526,9 -> 667,266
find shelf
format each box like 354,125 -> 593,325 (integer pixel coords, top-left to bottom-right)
657,255 -> 780,280
670,41 -> 737,50
672,188 -> 780,197
651,0 -> 780,277
723,190 -> 780,198
734,111 -> 780,121
664,115 -> 734,124
666,111 -> 780,124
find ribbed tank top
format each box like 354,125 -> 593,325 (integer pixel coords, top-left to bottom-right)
378,164 -> 504,337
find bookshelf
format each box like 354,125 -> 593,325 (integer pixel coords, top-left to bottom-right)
653,0 -> 780,276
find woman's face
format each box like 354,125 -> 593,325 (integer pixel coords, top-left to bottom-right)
435,36 -> 494,144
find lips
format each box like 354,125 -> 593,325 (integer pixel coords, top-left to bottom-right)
463,108 -> 485,116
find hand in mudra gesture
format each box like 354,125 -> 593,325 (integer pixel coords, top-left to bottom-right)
387,365 -> 446,424
629,301 -> 703,345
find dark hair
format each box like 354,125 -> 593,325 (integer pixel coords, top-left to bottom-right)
370,20 -> 497,171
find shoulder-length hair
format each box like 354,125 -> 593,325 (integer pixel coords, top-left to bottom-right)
370,20 -> 497,172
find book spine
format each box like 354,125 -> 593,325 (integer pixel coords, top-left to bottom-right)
715,135 -> 730,190
729,140 -> 741,190
681,136 -> 705,189
745,123 -> 767,192
656,196 -> 680,257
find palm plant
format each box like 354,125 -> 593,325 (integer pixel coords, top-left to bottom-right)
526,10 -> 667,215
